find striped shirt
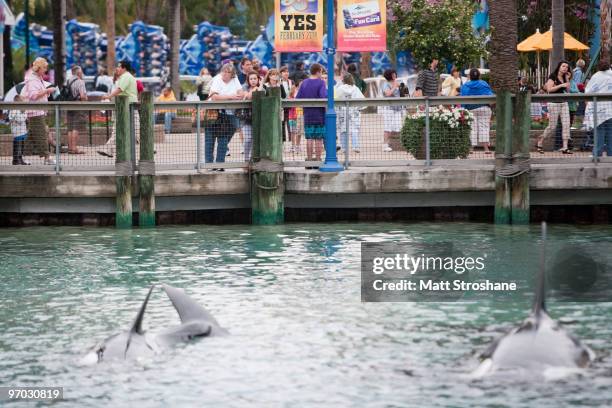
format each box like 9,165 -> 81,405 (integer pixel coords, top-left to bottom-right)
415,69 -> 439,96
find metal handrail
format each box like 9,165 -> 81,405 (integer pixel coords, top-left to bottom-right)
1,93 -> 610,111
0,102 -> 115,111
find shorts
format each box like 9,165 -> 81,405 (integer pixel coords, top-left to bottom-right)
288,119 -> 297,131
14,133 -> 28,141
304,124 -> 325,140
67,111 -> 87,131
383,107 -> 403,133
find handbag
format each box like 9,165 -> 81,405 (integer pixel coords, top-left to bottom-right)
235,108 -> 251,122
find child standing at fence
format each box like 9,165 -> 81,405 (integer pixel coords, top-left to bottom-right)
239,71 -> 261,161
296,63 -> 327,168
336,73 -> 365,153
288,85 -> 300,154
10,95 -> 30,165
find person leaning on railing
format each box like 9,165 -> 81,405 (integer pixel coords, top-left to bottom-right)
205,63 -> 244,171
97,60 -> 139,158
22,57 -> 57,165
536,60 -> 573,154
584,61 -> 612,158
460,68 -> 494,154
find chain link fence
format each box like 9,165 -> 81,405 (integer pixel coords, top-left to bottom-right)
0,94 -> 610,173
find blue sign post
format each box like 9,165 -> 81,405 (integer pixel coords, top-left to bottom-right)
319,0 -> 343,173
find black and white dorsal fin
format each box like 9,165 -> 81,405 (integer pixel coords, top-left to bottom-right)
130,285 -> 156,334
532,222 -> 547,319
124,285 -> 156,358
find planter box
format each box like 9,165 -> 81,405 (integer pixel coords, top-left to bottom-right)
388,133 -> 406,152
170,117 -> 193,134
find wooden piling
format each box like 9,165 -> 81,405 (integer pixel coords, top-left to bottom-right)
138,91 -> 156,227
511,91 -> 531,224
494,91 -> 512,225
115,95 -> 133,228
251,87 -> 284,224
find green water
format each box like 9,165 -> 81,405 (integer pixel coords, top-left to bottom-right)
0,223 -> 611,407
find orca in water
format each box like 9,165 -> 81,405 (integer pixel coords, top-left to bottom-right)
83,284 -> 227,363
473,223 -> 595,377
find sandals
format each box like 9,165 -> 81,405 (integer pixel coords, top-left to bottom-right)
560,148 -> 573,155
536,143 -> 545,154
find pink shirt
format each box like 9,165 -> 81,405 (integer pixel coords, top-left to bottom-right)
22,72 -> 48,117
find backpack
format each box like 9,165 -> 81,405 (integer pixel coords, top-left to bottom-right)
59,78 -> 80,101
94,75 -> 110,93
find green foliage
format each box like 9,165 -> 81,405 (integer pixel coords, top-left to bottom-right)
400,115 -> 471,159
388,0 -> 487,69
180,79 -> 197,95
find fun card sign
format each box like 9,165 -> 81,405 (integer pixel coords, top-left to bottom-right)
337,0 -> 387,52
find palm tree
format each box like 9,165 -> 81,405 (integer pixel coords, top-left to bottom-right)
52,0 -> 66,86
3,0 -> 14,90
66,0 -> 75,20
551,0 -> 565,70
602,0 -> 611,64
169,0 -> 180,95
489,0 -> 518,92
107,0 -> 116,74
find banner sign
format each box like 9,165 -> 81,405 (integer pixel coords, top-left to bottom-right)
337,0 -> 386,52
274,0 -> 323,52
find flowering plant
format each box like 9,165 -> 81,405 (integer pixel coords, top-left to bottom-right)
401,106 -> 473,159
413,105 -> 474,128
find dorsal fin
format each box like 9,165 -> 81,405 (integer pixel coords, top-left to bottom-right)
131,285 -> 155,334
532,222 -> 547,317
162,284 -> 219,325
124,285 -> 155,358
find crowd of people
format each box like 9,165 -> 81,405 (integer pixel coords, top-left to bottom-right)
195,58 -> 369,170
5,54 -> 610,167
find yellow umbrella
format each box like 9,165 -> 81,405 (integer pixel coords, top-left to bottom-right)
517,29 -> 545,88
532,29 -> 590,51
517,28 -> 544,52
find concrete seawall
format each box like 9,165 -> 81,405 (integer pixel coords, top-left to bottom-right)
1,163 -> 611,225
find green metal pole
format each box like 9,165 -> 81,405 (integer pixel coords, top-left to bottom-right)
251,88 -> 284,224
138,91 -> 156,227
115,95 -> 133,228
511,91 -> 531,224
494,91 -> 512,224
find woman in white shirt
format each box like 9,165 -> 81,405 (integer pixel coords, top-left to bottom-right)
205,63 -> 244,170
